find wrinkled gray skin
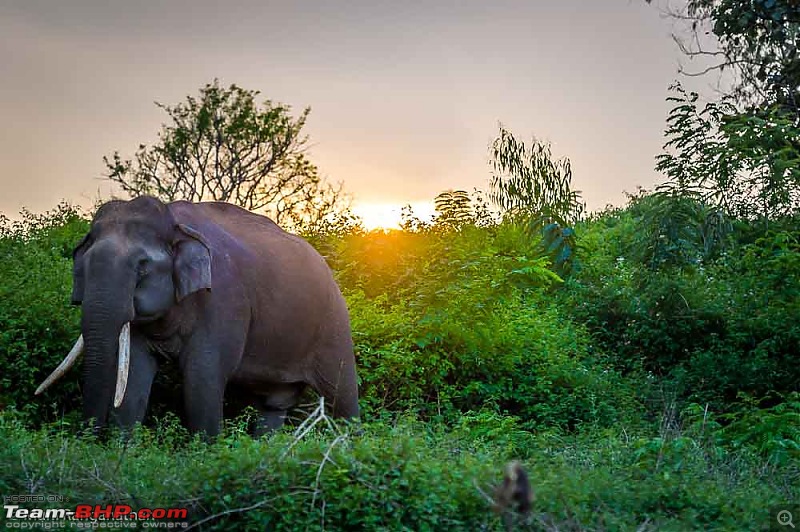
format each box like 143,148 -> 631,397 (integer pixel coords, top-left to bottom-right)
72,196 -> 359,436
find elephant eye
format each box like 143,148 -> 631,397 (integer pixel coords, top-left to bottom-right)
136,258 -> 150,279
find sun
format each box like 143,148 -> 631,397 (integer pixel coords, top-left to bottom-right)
352,203 -> 404,231
352,201 -> 436,231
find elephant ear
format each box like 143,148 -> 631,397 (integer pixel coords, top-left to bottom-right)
173,224 -> 212,302
71,232 -> 92,305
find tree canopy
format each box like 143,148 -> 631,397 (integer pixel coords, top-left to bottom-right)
488,125 -> 584,228
104,80 -> 347,231
648,0 -> 800,223
655,0 -> 800,116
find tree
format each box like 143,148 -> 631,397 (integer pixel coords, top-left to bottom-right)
104,80 -> 348,230
652,0 -> 800,118
488,125 -> 584,273
433,190 -> 473,230
656,82 -> 799,222
648,2 -> 800,223
489,125 -> 584,227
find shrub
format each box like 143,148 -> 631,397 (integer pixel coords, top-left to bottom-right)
561,198 -> 800,413
0,204 -> 88,423
343,222 -> 639,429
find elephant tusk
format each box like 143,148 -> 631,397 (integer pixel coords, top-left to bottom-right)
35,335 -> 85,395
113,322 -> 131,408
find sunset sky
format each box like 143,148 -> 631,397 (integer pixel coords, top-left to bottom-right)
0,1 -> 714,228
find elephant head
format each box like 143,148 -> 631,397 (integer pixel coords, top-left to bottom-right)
36,196 -> 211,429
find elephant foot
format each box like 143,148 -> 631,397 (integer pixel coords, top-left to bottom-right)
254,409 -> 288,436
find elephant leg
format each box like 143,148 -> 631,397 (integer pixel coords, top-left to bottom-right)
254,410 -> 286,435
180,335 -> 243,437
312,348 -> 360,419
254,382 -> 306,436
181,360 -> 226,437
182,364 -> 225,437
111,333 -> 158,430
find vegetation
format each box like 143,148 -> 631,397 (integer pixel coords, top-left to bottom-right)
2,4 -> 800,526
1,411 -> 795,531
655,0 -> 800,116
104,80 -> 350,232
489,125 -> 584,274
652,0 -> 800,222
2,178 -> 797,529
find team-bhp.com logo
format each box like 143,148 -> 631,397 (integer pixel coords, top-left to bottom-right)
4,496 -> 188,529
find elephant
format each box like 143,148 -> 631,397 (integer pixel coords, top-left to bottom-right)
35,196 -> 359,436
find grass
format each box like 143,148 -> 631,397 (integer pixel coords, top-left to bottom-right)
1,403 -> 796,531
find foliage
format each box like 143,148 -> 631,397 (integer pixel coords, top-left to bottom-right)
655,85 -> 739,207
104,79 -> 350,232
0,204 -> 87,422
433,189 -> 474,230
2,201 -> 631,431
626,189 -> 731,269
489,125 -> 585,274
330,219 -> 633,430
654,0 -> 800,116
540,222 -> 579,275
720,106 -> 800,218
489,125 -> 584,227
633,1 -> 800,409
560,195 -> 800,412
656,83 -> 800,221
0,411 -> 796,531
651,1 -> 800,234
682,393 -> 800,467
1,187 -> 798,528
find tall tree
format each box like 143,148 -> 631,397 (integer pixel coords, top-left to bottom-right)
653,0 -> 800,117
104,80 -> 347,229
489,125 -> 584,273
649,1 -> 800,221
489,124 -> 584,227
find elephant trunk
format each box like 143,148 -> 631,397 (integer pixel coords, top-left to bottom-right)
79,269 -> 136,429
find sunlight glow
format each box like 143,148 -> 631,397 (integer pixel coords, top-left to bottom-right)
352,201 -> 437,230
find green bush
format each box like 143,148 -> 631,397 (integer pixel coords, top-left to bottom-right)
4,197 -> 797,436
1,205 -> 636,433
1,197 -> 798,529
681,393 -> 800,467
341,222 -> 637,429
561,197 -> 800,413
350,288 -> 636,429
0,204 -> 88,423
